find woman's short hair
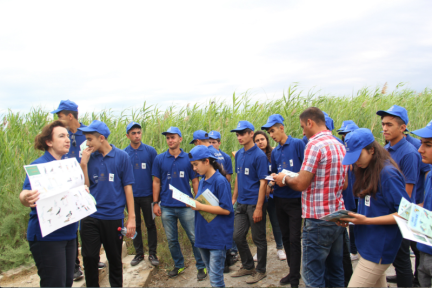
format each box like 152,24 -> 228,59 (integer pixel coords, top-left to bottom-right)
34,120 -> 67,151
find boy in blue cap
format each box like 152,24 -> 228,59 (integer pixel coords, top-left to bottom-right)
79,120 -> 136,287
151,127 -> 206,280
124,122 -> 159,267
230,121 -> 268,284
208,130 -> 234,182
190,130 -> 226,172
411,120 -> 432,286
262,114 -> 305,287
51,99 -> 88,280
377,105 -> 421,286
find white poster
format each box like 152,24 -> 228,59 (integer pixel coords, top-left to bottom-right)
24,158 -> 97,237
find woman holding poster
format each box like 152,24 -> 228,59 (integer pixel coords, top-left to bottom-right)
19,120 -> 78,287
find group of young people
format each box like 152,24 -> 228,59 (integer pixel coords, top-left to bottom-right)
18,99 -> 432,288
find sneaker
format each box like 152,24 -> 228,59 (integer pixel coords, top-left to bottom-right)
98,262 -> 106,270
73,266 -> 84,281
168,267 -> 185,277
386,275 -> 397,283
253,253 -> 257,262
197,268 -> 207,281
350,253 -> 359,261
131,254 -> 144,266
246,271 -> 267,284
231,267 -> 255,278
148,254 -> 160,266
277,249 -> 287,261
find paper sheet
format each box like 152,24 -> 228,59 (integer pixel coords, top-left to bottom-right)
265,175 -> 274,181
169,184 -> 196,208
394,216 -> 432,247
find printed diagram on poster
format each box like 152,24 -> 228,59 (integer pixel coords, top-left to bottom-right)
24,158 -> 97,237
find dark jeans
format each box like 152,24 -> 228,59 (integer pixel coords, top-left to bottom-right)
343,229 -> 353,286
29,238 -> 76,287
267,197 -> 283,249
233,203 -> 268,273
81,217 -> 123,287
133,196 -> 157,256
349,199 -> 358,254
393,238 -> 413,287
274,197 -> 302,285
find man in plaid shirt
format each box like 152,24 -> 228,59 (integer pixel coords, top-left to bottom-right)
274,107 -> 348,287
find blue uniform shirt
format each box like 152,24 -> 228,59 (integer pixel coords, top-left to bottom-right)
385,137 -> 421,201
417,173 -> 432,255
354,164 -> 409,264
235,144 -> 268,205
405,134 -> 431,203
342,167 -> 356,210
124,143 -> 157,197
63,123 -> 87,163
271,136 -> 305,199
23,151 -> 78,241
152,149 -> 198,207
87,145 -> 135,220
194,171 -> 234,250
220,149 -> 233,175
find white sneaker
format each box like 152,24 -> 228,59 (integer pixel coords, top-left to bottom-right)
277,249 -> 287,261
350,253 -> 359,261
253,253 -> 257,262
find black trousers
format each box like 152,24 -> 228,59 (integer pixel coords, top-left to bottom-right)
233,203 -> 268,273
342,229 -> 353,286
412,241 -> 420,285
81,217 -> 123,287
133,196 -> 157,256
274,197 -> 302,286
393,238 -> 414,287
29,238 -> 76,287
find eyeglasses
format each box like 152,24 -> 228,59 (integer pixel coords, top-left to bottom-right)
71,134 -> 76,147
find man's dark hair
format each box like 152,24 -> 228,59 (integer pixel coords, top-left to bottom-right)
380,115 -> 405,126
236,128 -> 253,136
299,107 -> 325,125
59,110 -> 78,120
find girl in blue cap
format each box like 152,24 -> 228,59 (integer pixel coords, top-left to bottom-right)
337,128 -> 410,287
187,145 -> 234,287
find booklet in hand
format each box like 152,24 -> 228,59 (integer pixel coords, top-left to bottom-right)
319,210 -> 355,222
196,189 -> 219,223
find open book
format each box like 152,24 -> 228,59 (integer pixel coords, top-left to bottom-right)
196,189 -> 219,223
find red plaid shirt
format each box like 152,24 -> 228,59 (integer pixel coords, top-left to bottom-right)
301,131 -> 346,219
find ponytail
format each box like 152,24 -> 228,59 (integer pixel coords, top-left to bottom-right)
199,158 -> 227,177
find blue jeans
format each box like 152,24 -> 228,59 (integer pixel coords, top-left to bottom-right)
161,206 -> 205,269
267,197 -> 283,249
199,248 -> 227,287
302,218 -> 345,287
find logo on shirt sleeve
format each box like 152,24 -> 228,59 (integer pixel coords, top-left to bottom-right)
142,163 -> 146,169
109,173 -> 114,182
245,168 -> 249,175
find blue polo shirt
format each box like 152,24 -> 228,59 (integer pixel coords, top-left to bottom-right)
152,149 -> 198,207
194,171 -> 234,250
342,167 -> 356,211
124,143 -> 157,198
405,134 -> 431,203
271,136 -> 305,199
235,144 -> 268,205
63,123 -> 87,163
354,164 -> 409,264
87,145 -> 135,220
417,173 -> 432,255
385,137 -> 421,201
23,151 -> 78,241
220,149 -> 233,175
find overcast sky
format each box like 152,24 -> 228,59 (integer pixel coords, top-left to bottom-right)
1,0 -> 431,114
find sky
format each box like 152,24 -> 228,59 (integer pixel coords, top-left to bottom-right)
0,0 -> 431,114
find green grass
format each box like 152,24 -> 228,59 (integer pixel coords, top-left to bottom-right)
1,84 -> 431,271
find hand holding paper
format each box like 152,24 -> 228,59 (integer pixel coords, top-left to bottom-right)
170,184 -> 196,208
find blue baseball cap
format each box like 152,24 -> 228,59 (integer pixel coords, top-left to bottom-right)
78,120 -> 111,139
323,112 -> 334,131
342,128 -> 375,165
161,126 -> 182,137
376,105 -> 409,125
190,130 -> 209,144
230,121 -> 255,133
338,123 -> 360,135
209,130 -> 221,140
261,114 -> 284,130
411,120 -> 432,138
188,145 -> 217,161
126,121 -> 141,134
337,120 -> 356,132
51,100 -> 78,114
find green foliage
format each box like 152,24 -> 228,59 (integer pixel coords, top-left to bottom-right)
1,85 -> 431,271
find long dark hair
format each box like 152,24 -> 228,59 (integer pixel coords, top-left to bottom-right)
353,141 -> 400,199
253,130 -> 273,162
199,158 -> 227,177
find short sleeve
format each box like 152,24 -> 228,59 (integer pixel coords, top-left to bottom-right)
216,178 -> 234,213
152,155 -> 162,179
256,154 -> 269,180
301,143 -> 322,174
223,153 -> 233,175
23,174 -> 31,190
400,153 -> 420,184
121,154 -> 135,186
381,167 -> 410,212
150,148 -> 157,165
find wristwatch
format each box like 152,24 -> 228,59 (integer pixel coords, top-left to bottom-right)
268,182 -> 274,188
282,175 -> 288,185
152,201 -> 159,205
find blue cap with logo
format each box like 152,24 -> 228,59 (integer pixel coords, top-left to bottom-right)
411,119 -> 432,138
337,120 -> 356,132
338,123 -> 360,135
188,145 -> 217,161
342,128 -> 375,165
51,100 -> 78,114
126,121 -> 141,134
190,130 -> 209,144
323,112 -> 334,131
230,121 -> 255,133
376,105 -> 409,125
78,120 -> 111,139
161,126 -> 182,137
261,114 -> 284,130
209,130 -> 221,140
